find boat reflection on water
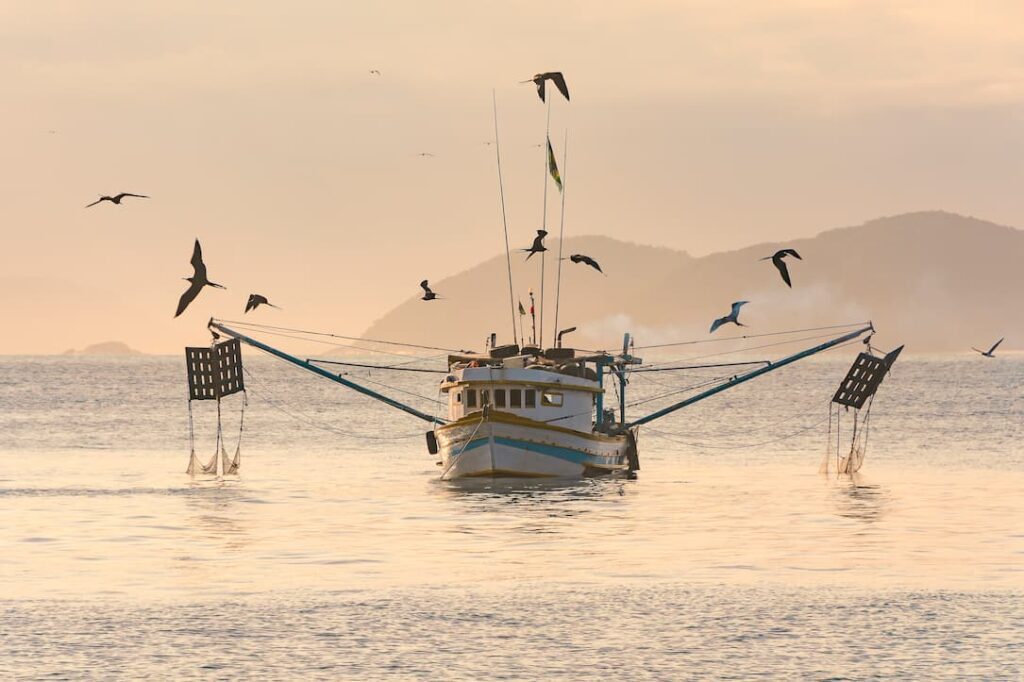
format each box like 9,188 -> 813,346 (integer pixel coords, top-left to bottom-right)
433,474 -> 634,523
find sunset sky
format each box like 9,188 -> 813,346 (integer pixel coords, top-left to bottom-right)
3,1 -> 1024,354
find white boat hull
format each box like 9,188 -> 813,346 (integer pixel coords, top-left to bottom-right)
435,411 -> 634,480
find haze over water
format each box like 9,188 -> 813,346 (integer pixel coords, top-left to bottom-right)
2,354 -> 1021,678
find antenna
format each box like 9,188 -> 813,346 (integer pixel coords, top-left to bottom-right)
539,96 -> 552,348
553,130 -> 568,343
492,90 -> 518,347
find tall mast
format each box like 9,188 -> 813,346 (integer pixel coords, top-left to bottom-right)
492,91 -> 518,346
539,96 -> 552,348
552,130 -> 568,343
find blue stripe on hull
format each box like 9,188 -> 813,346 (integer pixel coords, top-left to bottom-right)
459,436 -> 623,468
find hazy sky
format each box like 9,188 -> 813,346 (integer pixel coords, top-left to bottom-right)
4,1 -> 1024,353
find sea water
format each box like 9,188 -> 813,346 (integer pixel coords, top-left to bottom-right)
1,354 -> 1021,678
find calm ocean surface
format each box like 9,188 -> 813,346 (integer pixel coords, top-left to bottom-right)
1,354 -> 1022,679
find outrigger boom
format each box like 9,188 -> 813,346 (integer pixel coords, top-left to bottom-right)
210,319 -> 873,435
624,322 -> 874,430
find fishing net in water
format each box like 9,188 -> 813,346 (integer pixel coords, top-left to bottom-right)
820,345 -> 902,475
821,397 -> 873,475
185,339 -> 246,476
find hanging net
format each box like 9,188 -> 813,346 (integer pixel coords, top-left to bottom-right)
821,345 -> 902,475
185,338 -> 246,476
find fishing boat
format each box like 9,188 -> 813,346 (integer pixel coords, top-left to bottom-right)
203,320 -> 876,480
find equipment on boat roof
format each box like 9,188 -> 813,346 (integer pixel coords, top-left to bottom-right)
823,343 -> 904,475
185,337 -> 246,476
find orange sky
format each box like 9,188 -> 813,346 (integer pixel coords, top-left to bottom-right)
3,1 -> 1024,354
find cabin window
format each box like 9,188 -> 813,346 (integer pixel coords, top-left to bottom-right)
524,389 -> 537,408
510,389 -> 522,408
542,391 -> 564,407
481,389 -> 490,406
466,389 -> 477,408
455,391 -> 462,403
494,389 -> 506,408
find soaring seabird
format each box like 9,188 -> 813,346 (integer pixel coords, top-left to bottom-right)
522,230 -> 548,260
564,253 -> 604,274
244,294 -> 280,313
709,301 -> 749,334
972,338 -> 1004,358
761,248 -> 802,287
521,72 -> 570,103
174,239 -> 225,318
85,192 -> 148,208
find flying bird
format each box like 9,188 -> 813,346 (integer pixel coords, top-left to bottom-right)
244,294 -> 280,313
174,239 -> 225,318
521,72 -> 570,103
369,69 -> 381,76
972,338 -> 1004,358
522,230 -> 548,260
420,280 -> 441,301
417,152 -> 435,157
761,248 -> 802,287
709,301 -> 749,334
85,192 -> 148,208
564,253 -> 604,274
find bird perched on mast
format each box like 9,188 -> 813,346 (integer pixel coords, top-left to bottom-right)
244,294 -> 280,313
420,280 -> 441,301
709,301 -> 749,333
521,72 -> 570,103
85,192 -> 148,208
563,253 -> 605,275
174,240 -> 225,318
972,338 -> 1004,358
761,248 -> 802,287
522,230 -> 548,260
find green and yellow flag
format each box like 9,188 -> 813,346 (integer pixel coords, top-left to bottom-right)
518,300 -> 526,315
547,137 -> 562,192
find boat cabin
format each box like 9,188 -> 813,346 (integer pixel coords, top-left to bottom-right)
440,346 -> 615,433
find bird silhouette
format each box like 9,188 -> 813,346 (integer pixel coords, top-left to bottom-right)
564,253 -> 604,274
85,192 -> 148,208
420,280 -> 441,301
417,152 -> 435,157
761,248 -> 802,287
245,293 -> 280,313
521,72 -> 570,103
369,69 -> 381,76
522,230 -> 548,260
174,239 -> 225,318
972,338 -> 1004,358
709,301 -> 749,333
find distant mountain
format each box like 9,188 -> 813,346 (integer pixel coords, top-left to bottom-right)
62,341 -> 143,356
363,212 -> 1024,353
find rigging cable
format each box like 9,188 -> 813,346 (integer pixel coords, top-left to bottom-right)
492,90 -> 519,347
630,322 -> 869,351
214,319 -> 466,354
241,366 -> 423,440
